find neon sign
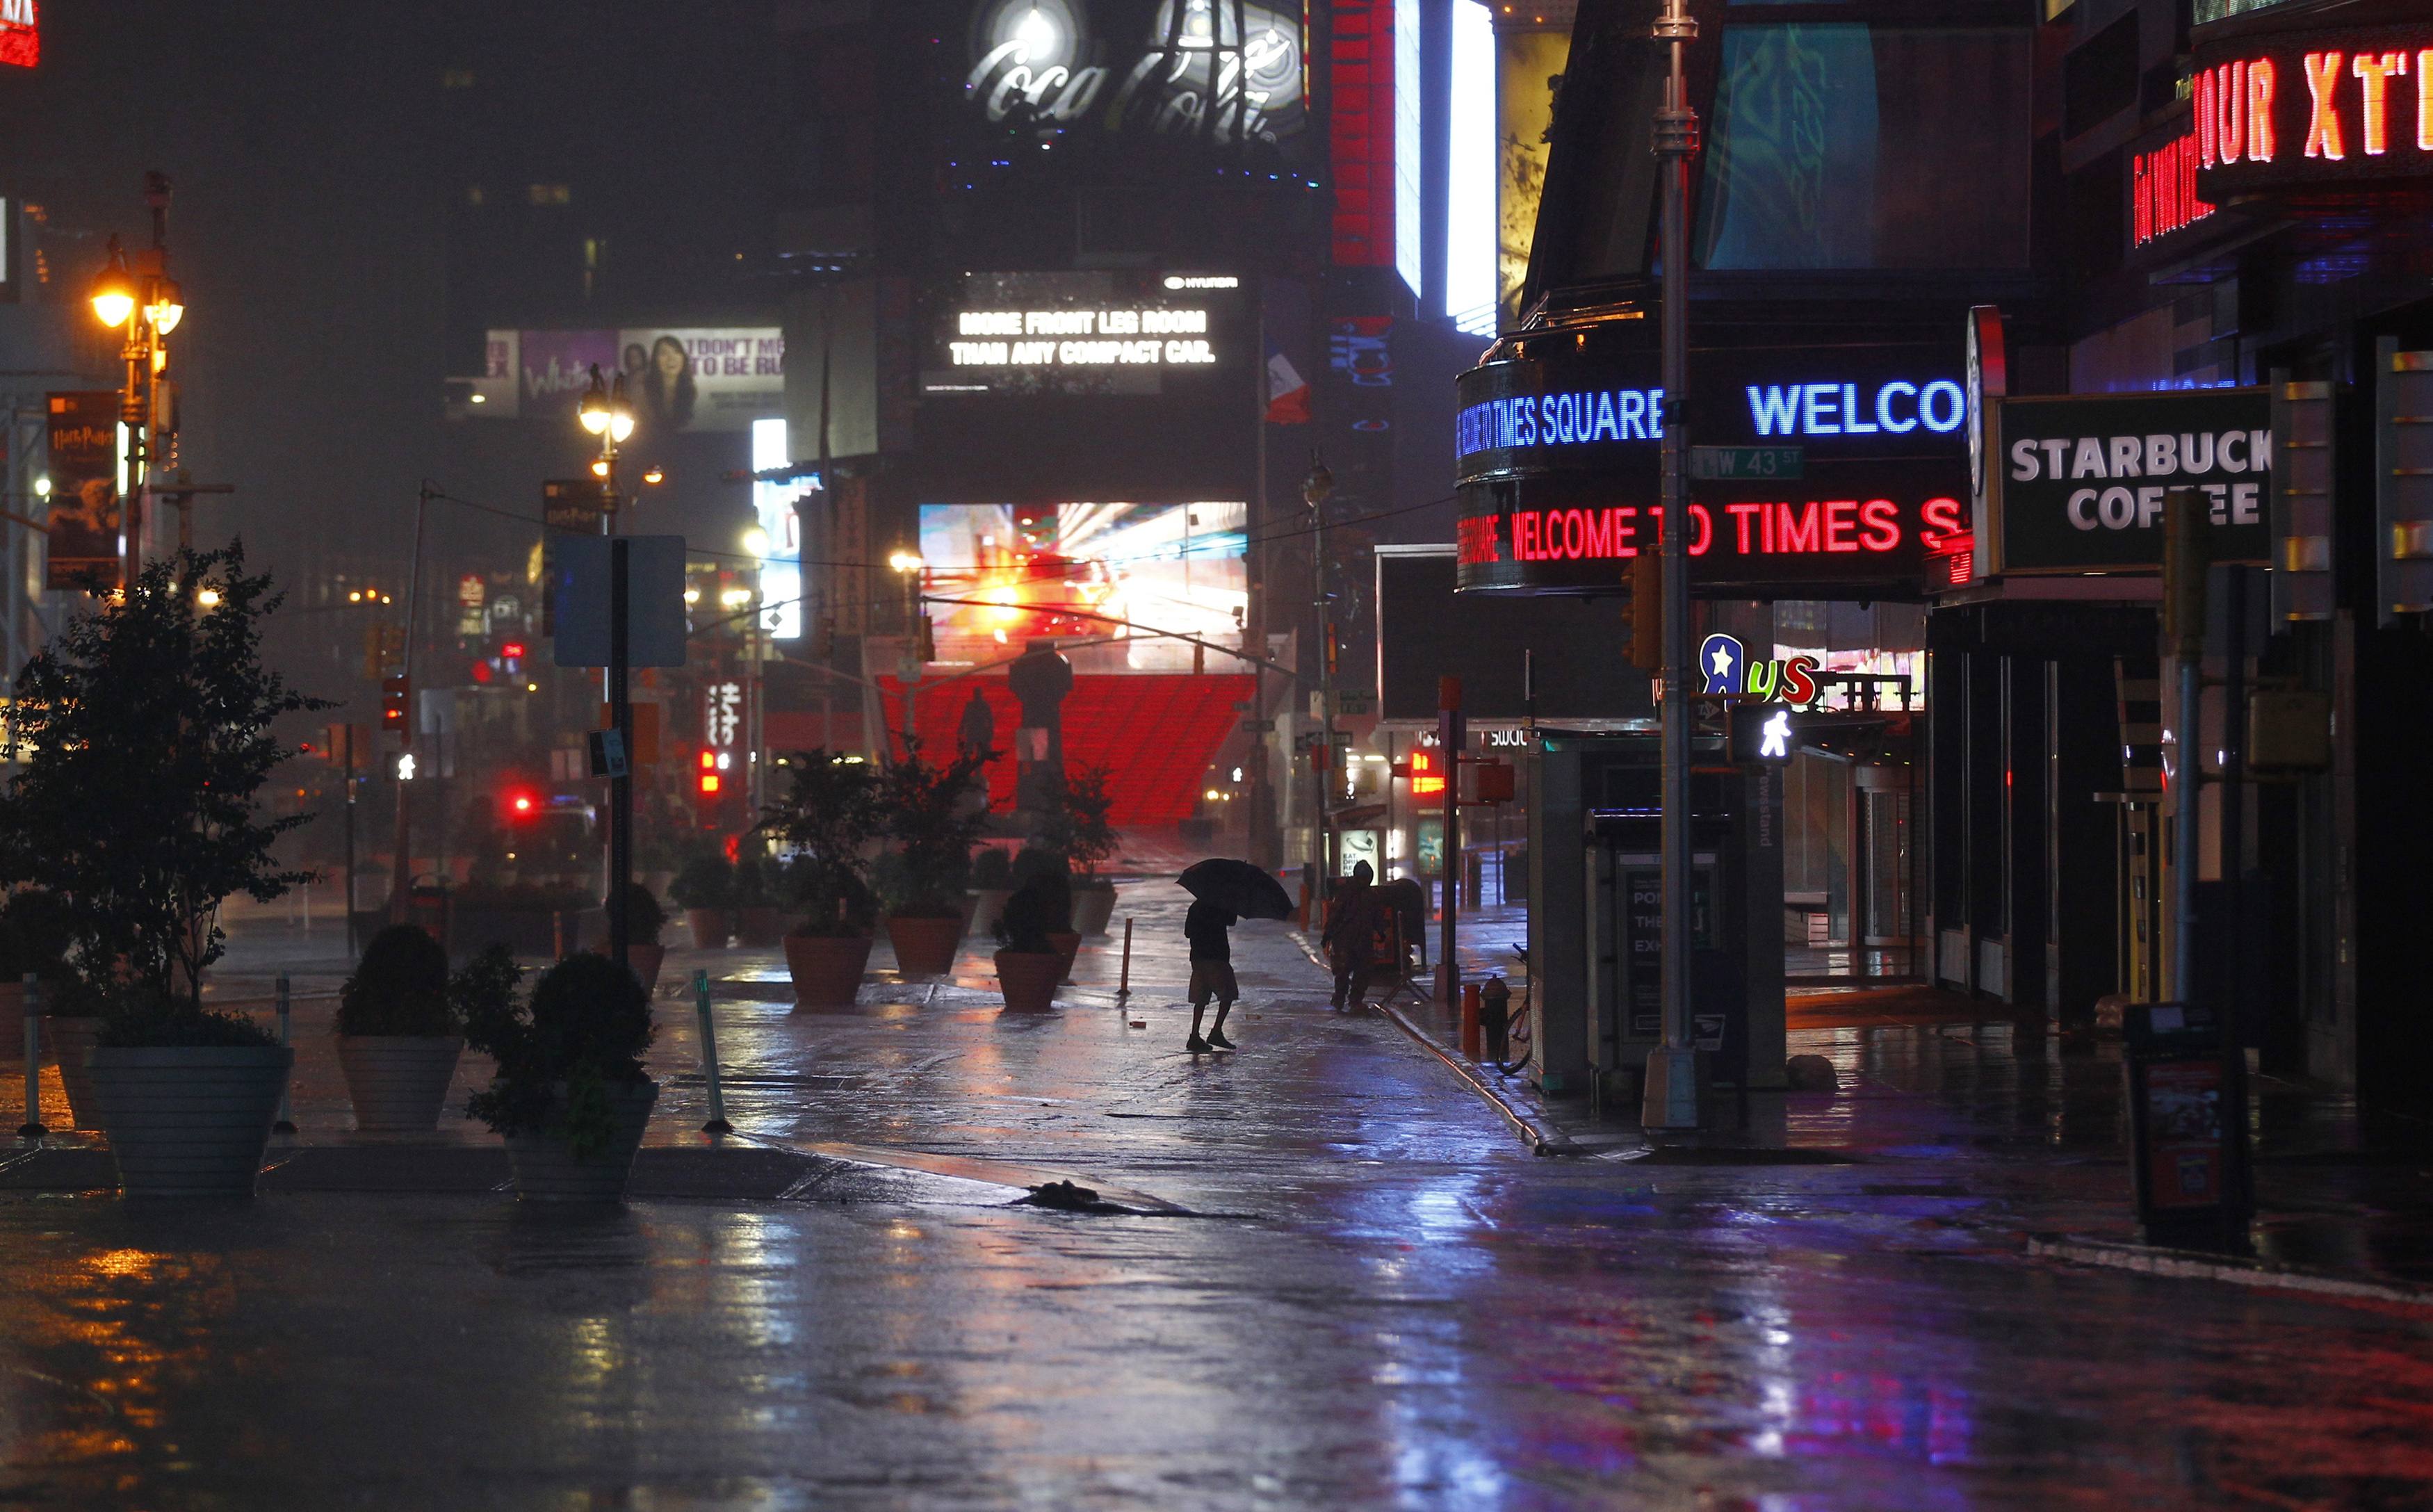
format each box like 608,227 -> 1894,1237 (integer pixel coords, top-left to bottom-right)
1458,496 -> 1955,567
2194,24 -> 2433,196
2133,124 -> 2217,248
1697,633 -> 1820,705
1454,377 -> 1962,457
963,0 -> 1305,152
0,0 -> 33,69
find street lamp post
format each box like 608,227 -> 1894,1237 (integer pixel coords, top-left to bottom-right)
1304,460 -> 1335,902
579,368 -> 638,973
1643,0 -> 1704,1134
87,180 -> 186,587
890,551 -> 927,749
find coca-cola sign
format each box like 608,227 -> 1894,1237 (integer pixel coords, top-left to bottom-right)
963,0 -> 1305,154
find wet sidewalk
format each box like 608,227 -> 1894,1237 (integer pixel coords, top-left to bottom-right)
0,884 -> 2425,1506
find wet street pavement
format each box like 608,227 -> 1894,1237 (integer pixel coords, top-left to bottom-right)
0,884 -> 2425,1508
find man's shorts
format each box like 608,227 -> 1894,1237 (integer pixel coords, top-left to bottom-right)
1189,961 -> 1239,1007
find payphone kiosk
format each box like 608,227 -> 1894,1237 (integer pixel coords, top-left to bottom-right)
1529,730 -> 1784,1103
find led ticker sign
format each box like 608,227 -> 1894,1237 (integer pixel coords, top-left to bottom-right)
2194,23 -> 2433,197
1454,341 -> 1966,595
948,306 -> 1216,370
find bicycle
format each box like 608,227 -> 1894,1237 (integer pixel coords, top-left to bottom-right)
1488,944 -> 1533,1075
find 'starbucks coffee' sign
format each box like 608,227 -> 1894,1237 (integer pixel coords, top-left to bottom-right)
1991,389 -> 2272,574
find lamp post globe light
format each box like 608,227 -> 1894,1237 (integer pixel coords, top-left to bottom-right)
87,178 -> 189,585
578,364 -> 635,530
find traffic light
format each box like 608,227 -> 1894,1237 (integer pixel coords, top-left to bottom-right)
813,613 -> 836,661
2161,489 -> 2210,660
1406,745 -> 1446,797
697,749 -> 722,797
2269,369 -> 2336,625
503,788 -> 538,821
916,614 -> 936,664
1627,549 -> 1661,672
381,674 -> 409,731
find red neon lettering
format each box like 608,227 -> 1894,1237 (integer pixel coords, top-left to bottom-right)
1456,514 -> 1504,565
2252,58 -> 2277,161
1823,499 -> 1858,553
2197,65 -> 2217,168
1776,501 -> 1821,553
2218,62 -> 2245,163
2133,152 -> 2153,244
1919,496 -> 1964,539
1860,498 -> 1902,552
1581,507 -> 1615,559
1515,512 -> 1536,560
1726,502 -> 1764,554
2304,51 -> 2345,160
1615,506 -> 1639,556
2354,52 -> 2405,156
1689,505 -> 1712,556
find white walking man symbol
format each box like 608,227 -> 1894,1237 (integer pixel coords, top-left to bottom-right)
1758,709 -> 1791,760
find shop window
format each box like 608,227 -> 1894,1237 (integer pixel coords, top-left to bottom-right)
1694,25 -> 2030,271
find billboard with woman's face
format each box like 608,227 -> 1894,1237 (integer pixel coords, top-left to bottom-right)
471,327 -> 784,432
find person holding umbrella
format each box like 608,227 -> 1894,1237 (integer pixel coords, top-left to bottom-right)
1176,859 -> 1294,1055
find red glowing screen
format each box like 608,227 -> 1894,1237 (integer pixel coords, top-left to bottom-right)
0,3 -> 36,70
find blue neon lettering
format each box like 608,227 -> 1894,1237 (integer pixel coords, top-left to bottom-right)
1593,390 -> 1617,441
1802,382 -> 1841,434
1748,385 -> 1800,437
1842,383 -> 1878,434
1920,380 -> 1964,433
1619,389 -> 1645,439
1877,381 -> 1917,433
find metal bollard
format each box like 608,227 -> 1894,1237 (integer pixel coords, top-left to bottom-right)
17,974 -> 42,1139
692,970 -> 732,1135
1116,918 -> 1133,998
272,973 -> 298,1133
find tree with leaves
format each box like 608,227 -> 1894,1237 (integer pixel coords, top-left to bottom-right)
0,544 -> 329,1008
877,739 -> 993,918
1035,761 -> 1120,883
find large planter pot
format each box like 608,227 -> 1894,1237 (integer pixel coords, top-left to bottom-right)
48,1016 -> 104,1129
685,908 -> 732,950
87,1045 -> 294,1199
1048,931 -> 1083,984
887,913 -> 963,977
628,943 -> 667,995
503,1080 -> 659,1203
994,950 -> 1063,1011
1073,886 -> 1118,938
336,1035 -> 464,1132
735,906 -> 789,948
968,888 -> 1013,938
784,932 -> 872,1008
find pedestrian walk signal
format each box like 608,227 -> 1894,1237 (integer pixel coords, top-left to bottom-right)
381,675 -> 409,730
1727,702 -> 1800,765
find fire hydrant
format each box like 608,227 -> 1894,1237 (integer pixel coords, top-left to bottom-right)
1479,976 -> 1512,1066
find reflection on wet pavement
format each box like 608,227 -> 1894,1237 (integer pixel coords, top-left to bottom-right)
0,884 -> 2418,1507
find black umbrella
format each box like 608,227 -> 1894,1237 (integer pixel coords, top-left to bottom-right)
1178,858 -> 1295,920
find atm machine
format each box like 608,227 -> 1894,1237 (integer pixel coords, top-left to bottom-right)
1527,731 -> 1786,1103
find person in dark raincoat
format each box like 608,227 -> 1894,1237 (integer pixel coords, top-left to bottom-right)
1322,860 -> 1379,1009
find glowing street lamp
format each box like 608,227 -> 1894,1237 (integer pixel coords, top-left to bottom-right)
88,241 -> 137,329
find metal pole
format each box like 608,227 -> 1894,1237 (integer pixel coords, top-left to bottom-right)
272,972 -> 296,1133
1248,284 -> 1274,872
610,537 -> 633,975
1645,0 -> 1703,1132
390,484 -> 428,922
1116,917 -> 1133,998
1311,462 -> 1335,891
343,724 -> 359,962
18,974 -> 42,1139
693,969 -> 732,1134
1440,678 -> 1461,1005
2220,564 -> 2254,1230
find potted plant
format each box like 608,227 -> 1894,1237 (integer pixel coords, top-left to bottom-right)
992,874 -> 1066,1012
667,851 -> 735,949
968,846 -> 1015,938
464,948 -> 658,1202
609,881 -> 669,993
733,853 -> 788,947
1011,847 -> 1082,982
1041,763 -> 1123,936
334,922 -> 464,1132
877,741 -> 992,977
758,748 -> 882,1009
0,546 -> 325,1196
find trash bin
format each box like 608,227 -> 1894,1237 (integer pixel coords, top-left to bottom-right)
2122,1000 -> 2250,1251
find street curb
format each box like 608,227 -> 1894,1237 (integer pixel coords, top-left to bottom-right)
1291,932 -> 1577,1156
2027,1233 -> 2433,1309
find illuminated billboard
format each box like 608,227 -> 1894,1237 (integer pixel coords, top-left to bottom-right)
960,0 -> 1307,158
925,270 -> 1242,396
918,501 -> 1245,669
751,418 -> 807,640
462,328 -> 783,430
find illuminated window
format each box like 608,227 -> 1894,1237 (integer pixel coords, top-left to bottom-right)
442,67 -> 475,89
527,184 -> 572,206
465,186 -> 484,206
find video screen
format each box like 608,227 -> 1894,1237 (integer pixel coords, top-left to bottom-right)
918,502 -> 1246,671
